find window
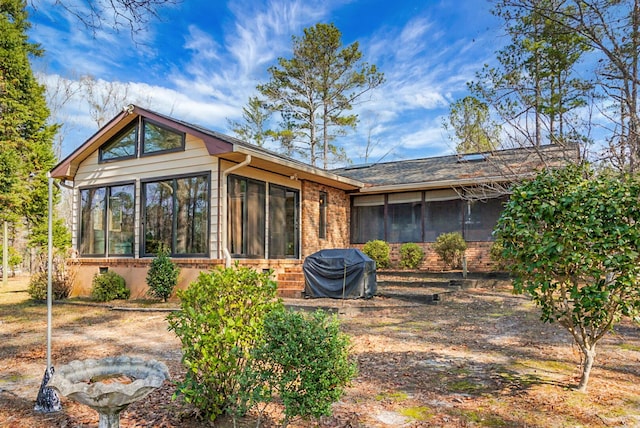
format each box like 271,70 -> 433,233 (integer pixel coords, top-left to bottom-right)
463,196 -> 508,241
319,191 -> 328,239
98,118 -> 186,163
79,184 -> 134,256
387,192 -> 422,243
142,119 -> 185,155
228,176 -> 266,258
142,174 -> 209,256
351,195 -> 385,244
350,189 -> 504,244
269,185 -> 299,258
99,123 -> 137,162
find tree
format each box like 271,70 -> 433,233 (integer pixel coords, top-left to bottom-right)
257,23 -> 384,169
0,0 -> 60,249
469,0 -> 593,151
495,164 -> 640,392
227,96 -> 271,147
445,96 -> 500,153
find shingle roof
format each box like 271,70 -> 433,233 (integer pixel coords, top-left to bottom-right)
332,144 -> 578,189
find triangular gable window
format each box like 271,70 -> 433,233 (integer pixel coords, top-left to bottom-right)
142,119 -> 185,155
99,122 -> 137,162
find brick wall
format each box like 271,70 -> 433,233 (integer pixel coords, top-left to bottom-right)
300,180 -> 350,257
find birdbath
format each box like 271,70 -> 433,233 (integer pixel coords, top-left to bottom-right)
47,355 -> 169,428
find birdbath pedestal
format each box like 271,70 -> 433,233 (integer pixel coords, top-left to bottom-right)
47,355 -> 169,428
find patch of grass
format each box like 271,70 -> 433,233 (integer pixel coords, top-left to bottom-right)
446,379 -> 485,394
619,343 -> 640,352
375,390 -> 408,402
513,358 -> 575,374
399,406 -> 433,421
454,409 -> 509,427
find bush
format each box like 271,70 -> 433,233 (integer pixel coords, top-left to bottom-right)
28,271 -> 71,300
362,239 -> 391,269
167,265 -> 283,421
90,271 -> 130,302
27,253 -> 74,300
489,239 -> 510,271
399,243 -> 425,269
240,309 -> 357,427
433,232 -> 467,269
146,247 -> 180,302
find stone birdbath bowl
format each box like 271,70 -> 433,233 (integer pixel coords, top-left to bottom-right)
47,355 -> 170,428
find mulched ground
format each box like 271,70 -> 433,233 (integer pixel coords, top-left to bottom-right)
1,271 -> 640,427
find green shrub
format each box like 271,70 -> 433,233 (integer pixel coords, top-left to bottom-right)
433,232 -> 467,269
240,309 -> 357,427
167,265 -> 283,421
362,239 -> 391,269
146,247 -> 180,302
399,243 -> 425,269
27,271 -> 71,300
90,271 -> 130,302
489,239 -> 510,271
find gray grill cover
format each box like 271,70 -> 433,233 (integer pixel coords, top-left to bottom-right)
303,249 -> 376,299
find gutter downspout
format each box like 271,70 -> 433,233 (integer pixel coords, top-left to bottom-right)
221,154 -> 252,268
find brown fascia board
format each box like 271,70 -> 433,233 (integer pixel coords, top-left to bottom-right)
50,105 -> 235,180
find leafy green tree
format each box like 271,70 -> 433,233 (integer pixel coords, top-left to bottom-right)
0,0 -> 63,252
445,96 -> 500,153
495,164 -> 640,392
258,23 -> 384,169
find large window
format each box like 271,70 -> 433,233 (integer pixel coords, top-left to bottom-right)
269,185 -> 299,258
143,174 -> 209,256
351,190 -> 505,244
228,176 -> 266,258
227,176 -> 300,259
79,184 -> 134,256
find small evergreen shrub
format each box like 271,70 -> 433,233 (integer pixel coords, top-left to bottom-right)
167,265 -> 283,421
362,239 -> 391,269
240,309 -> 357,427
146,247 -> 180,302
489,239 -> 510,271
433,232 -> 467,269
90,271 -> 130,302
399,243 -> 425,269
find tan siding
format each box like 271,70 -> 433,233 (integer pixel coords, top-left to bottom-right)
72,136 -> 220,259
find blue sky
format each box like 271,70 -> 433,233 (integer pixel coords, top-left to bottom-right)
27,0 -> 503,165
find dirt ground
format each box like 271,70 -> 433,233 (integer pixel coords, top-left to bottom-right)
1,272 -> 640,427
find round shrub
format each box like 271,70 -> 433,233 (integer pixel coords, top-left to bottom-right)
362,239 -> 391,269
241,308 -> 357,426
91,271 -> 130,302
433,232 -> 467,269
28,271 -> 71,301
146,247 -> 180,302
399,243 -> 425,269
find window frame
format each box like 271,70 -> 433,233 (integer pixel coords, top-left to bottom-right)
140,118 -> 186,157
98,121 -> 138,163
227,175 -> 266,259
78,182 -> 136,257
141,172 -> 211,258
319,191 -> 328,239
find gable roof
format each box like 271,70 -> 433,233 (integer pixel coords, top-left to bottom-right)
50,105 -> 364,191
332,144 -> 579,193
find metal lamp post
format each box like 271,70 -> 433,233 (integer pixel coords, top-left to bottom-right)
34,172 -> 61,413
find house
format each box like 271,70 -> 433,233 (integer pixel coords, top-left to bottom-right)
50,105 -> 576,297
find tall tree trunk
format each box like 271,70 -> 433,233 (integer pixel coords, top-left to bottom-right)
577,345 -> 596,392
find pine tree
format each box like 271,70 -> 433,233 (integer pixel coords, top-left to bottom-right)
0,0 -> 60,247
